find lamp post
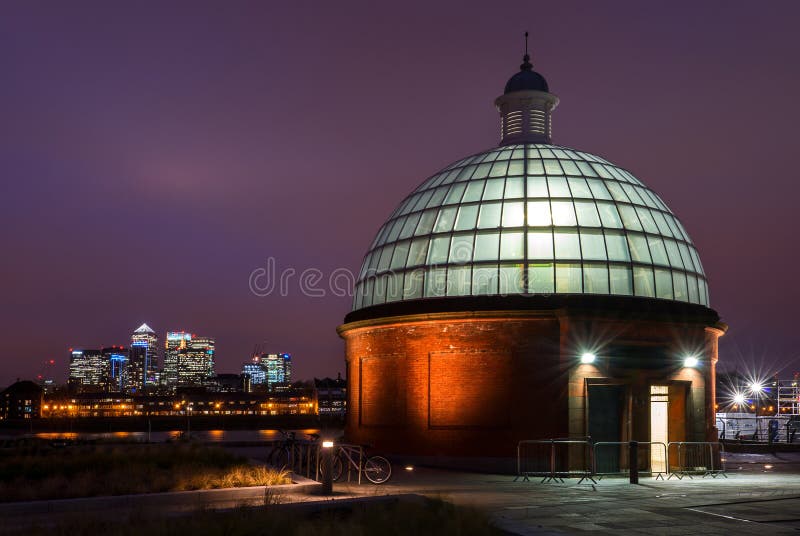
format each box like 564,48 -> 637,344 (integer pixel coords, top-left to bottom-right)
321,440 -> 334,495
750,382 -> 764,441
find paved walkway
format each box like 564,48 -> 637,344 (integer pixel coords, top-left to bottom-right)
5,451 -> 800,534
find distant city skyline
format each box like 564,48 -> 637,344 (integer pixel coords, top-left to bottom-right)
2,2 -> 800,387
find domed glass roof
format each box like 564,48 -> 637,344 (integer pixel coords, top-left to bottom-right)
353,143 -> 708,312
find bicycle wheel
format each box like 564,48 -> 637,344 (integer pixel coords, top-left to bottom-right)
318,454 -> 344,481
363,456 -> 392,484
269,447 -> 290,469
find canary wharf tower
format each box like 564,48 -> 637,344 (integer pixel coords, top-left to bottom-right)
338,45 -> 726,467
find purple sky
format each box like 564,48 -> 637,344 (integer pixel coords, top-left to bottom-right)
2,1 -> 799,386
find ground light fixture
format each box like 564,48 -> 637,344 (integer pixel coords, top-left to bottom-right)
683,356 -> 699,368
580,352 -> 596,364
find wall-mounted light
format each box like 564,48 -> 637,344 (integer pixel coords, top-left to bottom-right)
683,356 -> 699,368
580,352 -> 596,364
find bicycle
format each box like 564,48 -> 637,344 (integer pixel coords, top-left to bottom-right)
266,429 -> 300,469
319,443 -> 392,484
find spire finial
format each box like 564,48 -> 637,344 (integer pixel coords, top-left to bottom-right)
521,31 -> 532,71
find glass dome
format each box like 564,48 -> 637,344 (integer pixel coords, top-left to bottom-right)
353,143 -> 708,311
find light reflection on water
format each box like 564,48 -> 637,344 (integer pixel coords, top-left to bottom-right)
7,429 -> 321,443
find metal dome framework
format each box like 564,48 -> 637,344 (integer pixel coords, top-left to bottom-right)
353,143 -> 708,311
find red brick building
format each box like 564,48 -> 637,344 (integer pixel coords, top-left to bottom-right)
339,50 -> 725,468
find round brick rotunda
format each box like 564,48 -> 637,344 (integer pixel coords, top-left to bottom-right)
338,49 -> 726,467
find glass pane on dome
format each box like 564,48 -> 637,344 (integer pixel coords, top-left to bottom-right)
454,205 -> 479,231
406,238 -> 429,268
527,177 -> 549,197
511,148 -> 525,159
556,264 -> 582,293
390,241 -> 410,270
635,207 -> 659,234
449,233 -> 474,264
502,201 -> 525,227
472,265 -> 499,295
651,210 -> 673,237
605,182 -> 630,203
687,275 -> 699,303
363,278 -> 374,307
609,265 -> 633,295
690,248 -> 704,276
489,160 -> 509,177
580,229 -> 607,260
664,239 -> 684,269
385,218 -> 405,243
399,213 -> 421,239
544,160 -> 563,175
528,201 -> 553,227
508,160 -> 524,176
444,182 -> 467,205
596,202 -> 623,228
622,184 -> 645,205
560,159 -> 580,176
672,271 -> 688,302
664,215 -> 684,240
633,266 -> 655,297
628,234 -> 652,263
473,163 -> 492,179
434,207 -> 457,233
647,236 -> 669,266
415,209 -> 437,236
549,201 -> 574,226
412,190 -> 435,212
424,268 -> 447,297
403,269 -> 424,299
604,231 -> 630,261
575,201 -> 601,227
447,265 -> 472,296
655,268 -> 673,299
528,263 -> 555,293
539,148 -> 555,158
584,264 -> 609,294
474,233 -> 500,261
547,176 -> 570,197
576,161 -> 597,177
527,147 -> 540,159
426,186 -> 449,209
478,202 -> 502,228
554,231 -> 581,259
456,165 -> 477,182
617,204 -> 642,230
700,278 -> 709,306
499,264 -> 525,294
527,159 -> 544,175
528,230 -> 554,259
505,176 -> 524,198
483,178 -> 505,200
377,245 -> 395,272
373,275 -> 387,304
462,180 -> 486,203
427,237 -> 450,265
568,177 -> 592,198
586,179 -> 612,200
552,149 -> 570,159
678,242 -> 695,272
591,163 -> 613,178
500,231 -> 524,259
385,272 -> 403,302
497,149 -> 513,160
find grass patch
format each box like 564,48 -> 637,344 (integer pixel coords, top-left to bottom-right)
15,497 -> 504,536
0,442 -> 290,502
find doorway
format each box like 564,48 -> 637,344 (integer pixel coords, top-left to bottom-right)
650,385 -> 669,473
588,384 -> 624,472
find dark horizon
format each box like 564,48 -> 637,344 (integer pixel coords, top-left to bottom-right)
2,1 -> 799,386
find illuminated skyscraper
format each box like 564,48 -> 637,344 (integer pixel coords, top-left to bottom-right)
129,323 -> 158,392
241,353 -> 291,391
103,346 -> 128,392
162,332 -> 215,390
68,349 -> 106,392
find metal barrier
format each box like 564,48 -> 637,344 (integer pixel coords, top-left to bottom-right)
667,442 -> 726,479
593,441 -> 669,480
516,439 -> 594,484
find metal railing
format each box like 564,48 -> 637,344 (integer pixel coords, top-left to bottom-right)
515,438 -> 595,483
593,441 -> 669,480
516,439 -> 726,483
667,441 -> 726,479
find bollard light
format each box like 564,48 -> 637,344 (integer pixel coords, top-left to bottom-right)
404,465 -> 414,471
322,440 -> 334,448
580,352 -> 596,364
